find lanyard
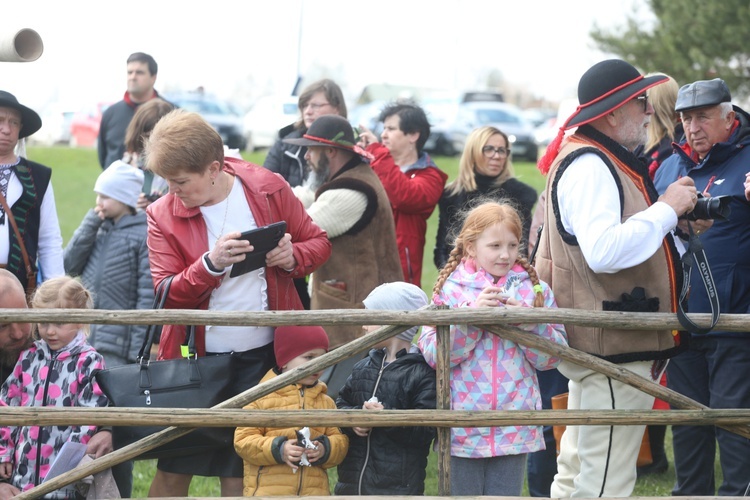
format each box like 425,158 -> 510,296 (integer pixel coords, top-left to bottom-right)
676,223 -> 721,334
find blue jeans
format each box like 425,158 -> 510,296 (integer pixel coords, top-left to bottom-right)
668,335 -> 750,496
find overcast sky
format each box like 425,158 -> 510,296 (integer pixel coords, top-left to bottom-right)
4,0 -> 648,113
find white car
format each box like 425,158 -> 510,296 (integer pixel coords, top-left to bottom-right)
243,95 -> 299,152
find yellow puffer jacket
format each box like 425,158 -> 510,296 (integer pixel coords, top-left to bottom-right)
234,369 -> 349,496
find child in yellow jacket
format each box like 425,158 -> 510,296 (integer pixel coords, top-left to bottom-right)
234,325 -> 348,496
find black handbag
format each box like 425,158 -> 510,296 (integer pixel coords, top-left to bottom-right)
94,276 -> 237,460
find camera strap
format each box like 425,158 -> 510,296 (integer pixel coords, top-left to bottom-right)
676,224 -> 720,334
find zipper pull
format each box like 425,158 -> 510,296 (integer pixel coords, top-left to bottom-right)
144,389 -> 151,406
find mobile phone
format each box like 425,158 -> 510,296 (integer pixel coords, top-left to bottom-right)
229,221 -> 287,278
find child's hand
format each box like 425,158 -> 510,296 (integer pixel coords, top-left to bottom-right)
0,462 -> 12,479
94,205 -> 106,220
476,286 -> 507,308
305,440 -> 324,464
503,297 -> 522,307
354,400 -> 384,436
281,439 -> 304,470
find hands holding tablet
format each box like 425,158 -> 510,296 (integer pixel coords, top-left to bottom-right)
205,221 -> 295,276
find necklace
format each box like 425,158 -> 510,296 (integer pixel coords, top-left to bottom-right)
205,174 -> 232,241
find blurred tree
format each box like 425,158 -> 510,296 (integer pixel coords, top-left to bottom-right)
590,0 -> 750,99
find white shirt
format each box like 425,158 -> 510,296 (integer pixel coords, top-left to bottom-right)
199,177 -> 273,353
293,185 -> 368,239
0,170 -> 64,280
557,152 -> 679,274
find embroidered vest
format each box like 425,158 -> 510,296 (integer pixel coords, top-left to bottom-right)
5,158 -> 50,289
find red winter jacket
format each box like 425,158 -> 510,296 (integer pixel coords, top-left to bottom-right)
146,157 -> 331,359
367,143 -> 447,286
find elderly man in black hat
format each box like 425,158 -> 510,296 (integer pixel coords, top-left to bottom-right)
652,78 -> 750,496
0,91 -> 63,296
285,115 -> 403,394
534,60 -> 699,497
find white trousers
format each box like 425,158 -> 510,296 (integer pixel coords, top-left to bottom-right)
550,359 -> 662,498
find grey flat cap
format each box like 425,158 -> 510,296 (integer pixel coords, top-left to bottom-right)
675,78 -> 732,112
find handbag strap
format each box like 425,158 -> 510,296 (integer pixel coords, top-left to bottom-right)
0,190 -> 36,297
137,276 -> 175,361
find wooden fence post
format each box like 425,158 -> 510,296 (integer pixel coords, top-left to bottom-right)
435,305 -> 451,496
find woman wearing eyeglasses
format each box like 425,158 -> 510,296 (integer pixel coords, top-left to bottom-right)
263,79 -> 346,309
434,125 -> 537,269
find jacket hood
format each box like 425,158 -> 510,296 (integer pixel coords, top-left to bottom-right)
34,330 -> 90,357
366,346 -> 426,366
447,258 -> 530,292
400,152 -> 440,174
260,368 -> 329,398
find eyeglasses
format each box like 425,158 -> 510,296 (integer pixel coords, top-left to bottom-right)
634,94 -> 649,112
482,145 -> 510,158
304,102 -> 330,111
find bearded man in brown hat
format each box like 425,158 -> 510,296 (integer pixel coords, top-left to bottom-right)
534,60 -> 699,497
285,114 -> 403,396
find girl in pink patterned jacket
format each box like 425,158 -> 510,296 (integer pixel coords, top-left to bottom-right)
418,201 -> 567,496
0,277 -> 108,499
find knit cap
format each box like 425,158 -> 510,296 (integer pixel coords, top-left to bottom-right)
95,160 -> 144,209
274,325 -> 329,369
363,282 -> 429,342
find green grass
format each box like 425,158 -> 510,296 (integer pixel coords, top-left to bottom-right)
28,145 -> 699,496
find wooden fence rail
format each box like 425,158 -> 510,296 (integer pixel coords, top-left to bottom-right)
9,307 -> 750,499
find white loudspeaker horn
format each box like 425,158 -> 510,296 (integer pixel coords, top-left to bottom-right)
0,28 -> 43,62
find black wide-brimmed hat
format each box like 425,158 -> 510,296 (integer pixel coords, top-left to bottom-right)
538,59 -> 667,174
566,59 -> 668,129
0,90 -> 42,139
283,115 -> 356,151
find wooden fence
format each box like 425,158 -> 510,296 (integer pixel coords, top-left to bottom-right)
0,306 -> 748,498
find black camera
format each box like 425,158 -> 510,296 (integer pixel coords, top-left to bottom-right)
684,194 -> 731,221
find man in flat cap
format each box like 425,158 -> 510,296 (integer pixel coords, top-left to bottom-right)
0,91 -> 64,296
536,59 -> 699,498
654,78 -> 750,496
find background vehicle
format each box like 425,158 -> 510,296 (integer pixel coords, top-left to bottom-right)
167,91 -> 246,150
423,101 -> 539,161
69,102 -> 110,147
30,104 -> 75,146
242,95 -> 298,152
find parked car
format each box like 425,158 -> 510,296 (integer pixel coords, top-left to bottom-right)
242,95 -> 298,152
423,101 -> 539,162
166,91 -> 246,150
69,102 -> 111,148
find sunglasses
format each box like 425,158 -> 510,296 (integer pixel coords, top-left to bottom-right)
634,94 -> 649,112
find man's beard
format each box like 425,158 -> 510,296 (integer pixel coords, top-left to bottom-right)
304,154 -> 330,191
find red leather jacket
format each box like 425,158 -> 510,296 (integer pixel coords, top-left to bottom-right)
146,157 -> 331,359
367,143 -> 447,286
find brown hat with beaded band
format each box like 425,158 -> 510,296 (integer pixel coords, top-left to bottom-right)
283,114 -> 357,151
538,59 -> 668,174
274,325 -> 329,369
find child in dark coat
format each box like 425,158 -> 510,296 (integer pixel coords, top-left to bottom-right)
335,282 -> 436,495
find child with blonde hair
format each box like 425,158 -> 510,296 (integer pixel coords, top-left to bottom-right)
0,276 -> 108,498
418,201 -> 567,496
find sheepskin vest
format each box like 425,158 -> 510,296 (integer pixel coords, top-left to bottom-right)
535,127 -> 684,363
311,160 -> 403,348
